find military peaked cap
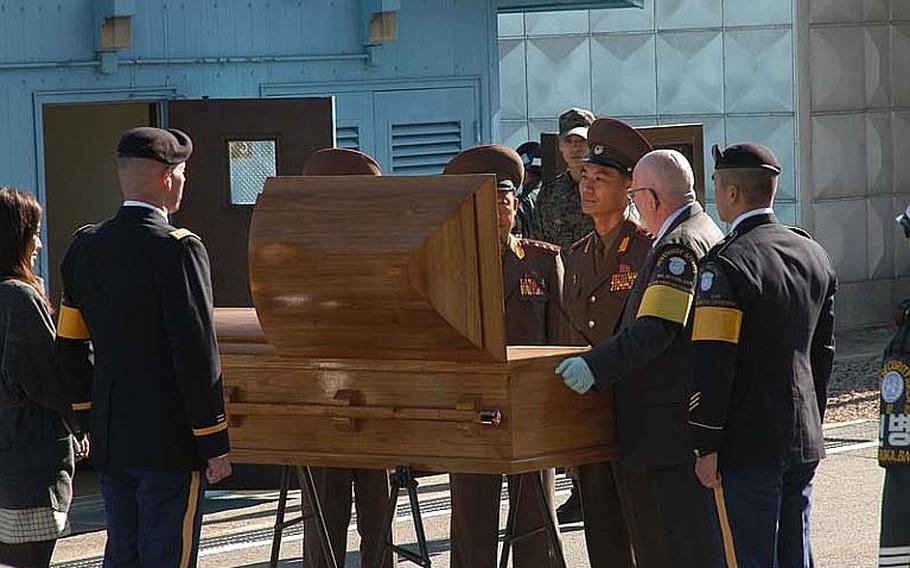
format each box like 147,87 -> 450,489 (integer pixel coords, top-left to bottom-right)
711,142 -> 781,175
583,117 -> 653,175
303,148 -> 382,176
443,144 -> 524,188
117,127 -> 193,165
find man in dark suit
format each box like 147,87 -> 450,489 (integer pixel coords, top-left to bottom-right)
56,127 -> 231,567
444,144 -> 564,568
688,143 -> 837,568
560,117 -> 653,568
557,145 -> 724,567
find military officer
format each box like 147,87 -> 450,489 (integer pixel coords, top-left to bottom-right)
514,140 -> 543,239
534,108 -> 596,249
55,127 -> 231,567
299,148 -> 393,568
559,118 -> 653,567
557,134 -> 725,565
444,144 -> 564,568
688,143 -> 836,567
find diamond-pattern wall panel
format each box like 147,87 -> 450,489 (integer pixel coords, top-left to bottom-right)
499,39 -> 528,120
662,114 -> 725,199
865,26 -> 892,108
810,27 -> 867,111
895,2 -> 910,20
590,4 -> 654,32
869,195 -> 896,279
529,118 -> 559,141
726,116 -> 796,201
893,27 -> 910,107
835,280 -> 893,328
867,112 -> 893,195
592,34 -> 657,116
724,28 -> 794,113
657,31 -> 723,115
811,114 -> 868,200
525,10 -> 589,35
894,112 -> 910,192
775,202 -> 798,226
813,199 -> 869,283
723,0 -> 792,27
656,0 -> 722,30
809,0 -> 863,23
864,0 -> 891,22
527,36 -> 591,118
498,13 -> 525,38
501,120 -> 531,150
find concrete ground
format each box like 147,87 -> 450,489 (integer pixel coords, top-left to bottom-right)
50,420 -> 882,568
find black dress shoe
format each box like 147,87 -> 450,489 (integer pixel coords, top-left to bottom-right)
556,486 -> 583,524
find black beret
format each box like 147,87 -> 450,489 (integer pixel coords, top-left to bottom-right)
583,117 -> 652,174
303,148 -> 382,176
117,127 -> 193,165
712,142 -> 781,175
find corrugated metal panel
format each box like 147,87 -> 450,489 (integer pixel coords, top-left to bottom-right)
391,121 -> 463,174
336,125 -> 360,150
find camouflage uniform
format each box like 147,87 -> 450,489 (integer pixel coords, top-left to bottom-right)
534,171 -> 593,249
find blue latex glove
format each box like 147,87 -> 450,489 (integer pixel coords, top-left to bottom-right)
555,357 -> 595,394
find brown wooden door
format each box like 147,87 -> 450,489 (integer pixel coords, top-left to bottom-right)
169,98 -> 334,306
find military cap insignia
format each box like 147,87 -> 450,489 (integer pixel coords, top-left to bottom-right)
700,270 -> 715,292
593,144 -> 605,156
668,256 -> 686,276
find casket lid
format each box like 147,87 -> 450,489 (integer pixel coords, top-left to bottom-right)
248,174 -> 506,362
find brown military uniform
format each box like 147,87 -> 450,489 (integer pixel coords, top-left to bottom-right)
533,171 -> 593,249
562,218 -> 652,568
450,236 -> 565,568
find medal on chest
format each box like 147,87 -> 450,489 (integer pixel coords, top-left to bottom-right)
520,274 -> 545,297
610,264 -> 637,292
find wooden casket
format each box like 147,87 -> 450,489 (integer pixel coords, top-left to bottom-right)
215,174 -> 616,474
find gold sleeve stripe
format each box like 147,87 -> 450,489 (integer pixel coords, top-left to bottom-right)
71,401 -> 92,411
692,306 -> 743,344
636,284 -> 693,325
57,305 -> 90,340
192,421 -> 228,437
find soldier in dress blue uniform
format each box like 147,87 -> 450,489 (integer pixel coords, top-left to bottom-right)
444,144 -> 564,568
687,143 -> 837,568
55,127 -> 231,568
556,126 -> 725,566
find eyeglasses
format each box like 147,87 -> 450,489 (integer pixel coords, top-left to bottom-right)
627,187 -> 656,200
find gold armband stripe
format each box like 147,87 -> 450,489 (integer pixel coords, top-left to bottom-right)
192,421 -> 228,437
71,401 -> 92,411
636,284 -> 693,325
57,305 -> 90,340
692,306 -> 743,344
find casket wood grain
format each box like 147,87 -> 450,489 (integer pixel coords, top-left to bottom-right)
215,175 -> 618,474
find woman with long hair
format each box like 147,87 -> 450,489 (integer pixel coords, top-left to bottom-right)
0,187 -> 87,567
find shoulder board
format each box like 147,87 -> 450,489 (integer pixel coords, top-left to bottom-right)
71,223 -> 94,238
169,228 -> 200,241
787,226 -> 813,239
521,239 -> 560,255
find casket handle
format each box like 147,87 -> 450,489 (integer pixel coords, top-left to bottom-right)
223,389 -> 502,432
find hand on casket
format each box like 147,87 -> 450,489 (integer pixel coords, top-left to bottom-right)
556,357 -> 595,394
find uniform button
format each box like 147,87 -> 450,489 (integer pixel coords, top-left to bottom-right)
590,295 -> 597,304
587,320 -> 596,329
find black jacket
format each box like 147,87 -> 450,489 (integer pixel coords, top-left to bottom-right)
56,206 -> 229,471
582,203 -> 724,469
688,212 -> 836,468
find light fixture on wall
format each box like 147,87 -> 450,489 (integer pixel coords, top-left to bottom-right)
100,16 -> 132,50
92,0 -> 134,73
